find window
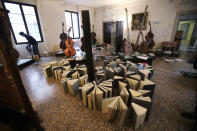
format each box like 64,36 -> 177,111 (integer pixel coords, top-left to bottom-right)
3,1 -> 43,44
65,11 -> 80,39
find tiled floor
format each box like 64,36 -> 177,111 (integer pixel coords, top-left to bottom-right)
19,54 -> 197,130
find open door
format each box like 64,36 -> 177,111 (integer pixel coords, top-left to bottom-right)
175,13 -> 197,50
103,22 -> 113,44
103,21 -> 123,53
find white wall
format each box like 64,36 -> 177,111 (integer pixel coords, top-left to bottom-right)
5,0 -> 95,58
6,0 -> 39,58
5,0 -> 197,57
64,3 -> 95,48
95,0 -> 197,46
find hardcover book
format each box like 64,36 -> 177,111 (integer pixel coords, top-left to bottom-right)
43,66 -> 52,78
132,96 -> 152,121
131,102 -> 147,129
120,87 -> 129,105
91,85 -> 104,111
72,71 -> 80,79
52,66 -> 61,78
82,83 -> 94,107
102,97 -> 118,113
126,77 -> 140,90
106,67 -> 114,79
50,61 -> 58,66
61,78 -> 71,93
138,69 -> 151,80
87,92 -> 93,109
98,86 -> 109,98
77,67 -> 87,75
62,65 -> 71,71
56,69 -> 62,80
114,75 -> 124,88
101,86 -> 112,98
129,89 -> 142,98
107,96 -> 128,126
62,70 -> 70,78
118,81 -> 127,93
139,79 -> 155,98
67,79 -> 80,96
79,75 -> 88,87
139,90 -> 152,97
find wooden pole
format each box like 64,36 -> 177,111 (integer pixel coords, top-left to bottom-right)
81,10 -> 94,82
0,8 -> 42,130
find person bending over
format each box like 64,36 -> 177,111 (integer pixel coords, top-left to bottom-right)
19,32 -> 40,57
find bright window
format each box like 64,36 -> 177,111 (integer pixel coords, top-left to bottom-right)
3,1 -> 43,44
65,11 -> 80,39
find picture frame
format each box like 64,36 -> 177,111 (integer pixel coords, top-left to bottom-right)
132,12 -> 148,30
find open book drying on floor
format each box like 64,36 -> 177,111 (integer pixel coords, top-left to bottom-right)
43,66 -> 52,78
98,85 -> 109,98
131,102 -> 147,129
133,96 -> 152,121
72,71 -> 80,79
139,79 -> 155,98
100,85 -> 112,98
92,85 -> 104,111
61,78 -> 71,93
79,75 -> 88,87
62,65 -> 70,71
82,83 -> 94,107
129,89 -> 142,98
52,66 -> 63,79
138,90 -> 152,97
77,67 -> 87,75
56,69 -> 62,80
120,88 -> 129,105
118,81 -> 127,93
67,79 -> 80,96
126,77 -> 140,90
128,74 -> 141,80
138,69 -> 151,80
42,61 -> 58,68
102,97 -> 117,113
106,67 -> 114,79
107,96 -> 128,126
114,75 -> 124,89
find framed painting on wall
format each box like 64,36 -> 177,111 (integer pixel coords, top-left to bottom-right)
132,12 -> 148,30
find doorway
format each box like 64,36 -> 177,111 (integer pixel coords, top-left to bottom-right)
103,21 -> 123,53
103,22 -> 113,44
175,13 -> 197,50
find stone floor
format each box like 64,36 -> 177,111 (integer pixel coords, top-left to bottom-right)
19,53 -> 197,131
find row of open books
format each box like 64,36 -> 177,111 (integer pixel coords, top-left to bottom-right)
64,73 -> 155,128
77,74 -> 155,128
42,59 -> 87,81
42,58 -> 155,129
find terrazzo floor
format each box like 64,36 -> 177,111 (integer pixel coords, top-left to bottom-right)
19,53 -> 197,131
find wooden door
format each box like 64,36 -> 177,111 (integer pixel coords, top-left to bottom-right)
116,21 -> 123,52
103,22 -> 113,44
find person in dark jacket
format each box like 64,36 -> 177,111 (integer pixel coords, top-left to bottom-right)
19,32 -> 40,57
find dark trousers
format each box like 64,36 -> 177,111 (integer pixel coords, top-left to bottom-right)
33,45 -> 40,57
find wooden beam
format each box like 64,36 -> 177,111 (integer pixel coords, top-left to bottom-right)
81,10 -> 94,82
0,8 -> 42,130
